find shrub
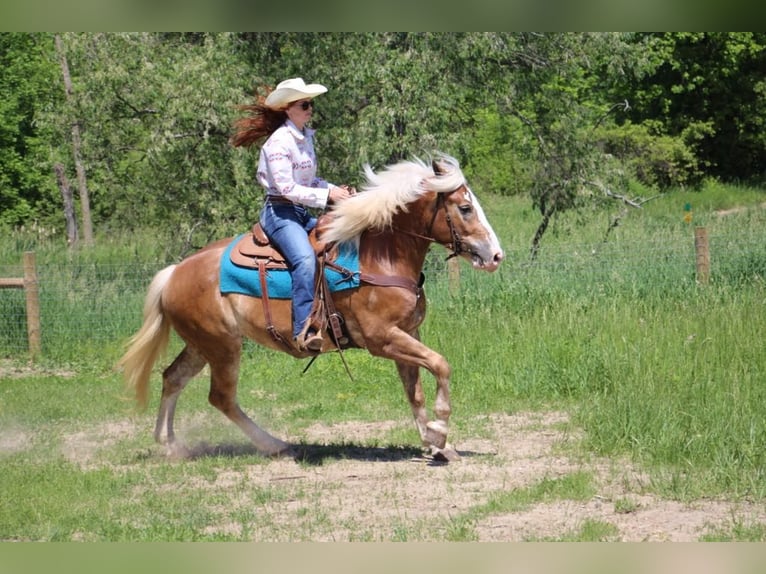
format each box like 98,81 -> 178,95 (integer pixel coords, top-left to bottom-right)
596,121 -> 709,190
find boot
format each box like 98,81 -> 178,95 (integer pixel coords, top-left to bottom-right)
298,329 -> 323,352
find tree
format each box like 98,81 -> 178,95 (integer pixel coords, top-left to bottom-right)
44,33 -> 255,245
471,33 -> 643,256
616,32 -> 766,182
0,33 -> 60,228
54,33 -> 92,247
9,32 -> 751,256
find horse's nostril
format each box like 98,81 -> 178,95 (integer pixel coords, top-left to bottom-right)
494,251 -> 505,264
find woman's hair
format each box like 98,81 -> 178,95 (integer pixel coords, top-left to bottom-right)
230,90 -> 287,148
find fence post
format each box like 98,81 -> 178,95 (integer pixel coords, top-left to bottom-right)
694,227 -> 710,285
448,258 -> 460,293
23,251 -> 41,358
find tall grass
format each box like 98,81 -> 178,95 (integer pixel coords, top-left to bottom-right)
1,182 -> 765,499
0,227 -> 186,363
421,182 -> 766,499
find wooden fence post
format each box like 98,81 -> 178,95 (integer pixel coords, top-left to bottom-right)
694,227 -> 710,285
0,251 -> 40,358
23,251 -> 41,358
448,258 -> 460,293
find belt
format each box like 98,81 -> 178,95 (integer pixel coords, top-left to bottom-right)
265,195 -> 295,205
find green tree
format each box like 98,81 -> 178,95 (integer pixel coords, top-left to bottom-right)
617,32 -> 766,182
44,33 -> 255,245
9,32 -> 745,256
0,33 -> 60,228
467,33 -> 643,255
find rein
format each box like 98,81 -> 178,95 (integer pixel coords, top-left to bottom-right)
303,181 -> 466,378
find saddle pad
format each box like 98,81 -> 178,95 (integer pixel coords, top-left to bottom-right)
220,233 -> 361,299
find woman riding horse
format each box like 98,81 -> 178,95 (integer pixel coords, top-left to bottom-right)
118,154 -> 503,462
230,78 -> 354,352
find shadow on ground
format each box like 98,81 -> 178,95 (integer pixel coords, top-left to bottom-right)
146,439 -> 482,466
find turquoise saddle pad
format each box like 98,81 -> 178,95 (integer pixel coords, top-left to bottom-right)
219,234 -> 361,299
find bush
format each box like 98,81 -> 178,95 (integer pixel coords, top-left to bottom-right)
596,121 -> 708,190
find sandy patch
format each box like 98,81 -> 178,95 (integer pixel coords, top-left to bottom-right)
54,410 -> 766,541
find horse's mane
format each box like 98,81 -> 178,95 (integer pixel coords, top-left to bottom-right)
321,154 -> 466,245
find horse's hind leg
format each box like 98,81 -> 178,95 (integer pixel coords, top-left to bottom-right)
155,346 -> 207,446
207,356 -> 292,457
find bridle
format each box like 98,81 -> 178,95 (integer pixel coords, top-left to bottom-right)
395,187 -> 468,261
356,182 -> 475,301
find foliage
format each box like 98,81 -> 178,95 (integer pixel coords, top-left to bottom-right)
1,32 -> 765,253
595,120 -> 709,190
461,108 -> 535,197
489,34 -> 647,252
45,33 -> 258,242
0,33 -> 61,227
615,32 -> 766,182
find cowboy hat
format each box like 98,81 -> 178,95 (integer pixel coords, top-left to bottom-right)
264,77 -> 328,110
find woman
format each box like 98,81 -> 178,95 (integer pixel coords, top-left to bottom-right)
231,78 -> 352,352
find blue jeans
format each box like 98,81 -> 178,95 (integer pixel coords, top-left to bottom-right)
259,201 -> 318,339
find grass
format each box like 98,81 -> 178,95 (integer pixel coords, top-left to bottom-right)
701,521 -> 766,542
443,471 -> 597,541
438,279 -> 766,499
1,181 -> 766,540
532,518 -> 620,542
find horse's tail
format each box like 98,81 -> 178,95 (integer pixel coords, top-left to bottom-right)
116,265 -> 176,410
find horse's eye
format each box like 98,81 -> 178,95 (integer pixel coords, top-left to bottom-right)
458,204 -> 474,217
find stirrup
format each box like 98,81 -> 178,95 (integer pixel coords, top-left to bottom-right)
298,331 -> 323,352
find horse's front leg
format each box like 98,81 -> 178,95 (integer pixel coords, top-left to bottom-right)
376,327 -> 459,460
395,360 -> 428,442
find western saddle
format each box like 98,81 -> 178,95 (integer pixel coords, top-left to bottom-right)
229,219 -> 351,353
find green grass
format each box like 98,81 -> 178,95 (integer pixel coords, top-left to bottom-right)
1,182 -> 766,540
477,471 -> 597,515
546,518 -> 621,542
424,273 -> 766,498
442,471 -> 597,541
700,521 -> 766,542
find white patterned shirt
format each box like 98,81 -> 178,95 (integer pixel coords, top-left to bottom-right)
256,120 -> 333,209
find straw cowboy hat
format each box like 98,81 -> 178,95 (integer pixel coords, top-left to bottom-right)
264,77 -> 328,110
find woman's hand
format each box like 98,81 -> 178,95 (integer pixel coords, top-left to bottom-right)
328,185 -> 355,204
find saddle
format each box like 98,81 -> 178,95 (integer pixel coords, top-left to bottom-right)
229,222 -> 288,270
228,218 -> 351,352
228,218 -> 424,356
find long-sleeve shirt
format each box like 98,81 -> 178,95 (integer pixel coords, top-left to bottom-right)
256,120 -> 333,209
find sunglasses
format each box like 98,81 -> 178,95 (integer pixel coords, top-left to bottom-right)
294,100 -> 313,111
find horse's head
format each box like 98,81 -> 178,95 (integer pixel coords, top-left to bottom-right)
424,157 -> 504,272
320,154 -> 504,272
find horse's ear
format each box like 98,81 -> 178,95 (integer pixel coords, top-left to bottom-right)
432,159 -> 444,176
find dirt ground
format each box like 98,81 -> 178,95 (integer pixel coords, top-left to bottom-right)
1,354 -> 762,541
292,412 -> 765,541
52,410 -> 766,541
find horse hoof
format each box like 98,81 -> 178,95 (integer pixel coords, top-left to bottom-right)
267,443 -> 297,459
430,444 -> 461,463
424,420 -> 448,449
166,442 -> 191,459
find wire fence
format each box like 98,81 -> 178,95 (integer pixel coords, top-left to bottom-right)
1,227 -> 764,361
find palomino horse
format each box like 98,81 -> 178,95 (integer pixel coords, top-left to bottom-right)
118,154 -> 503,461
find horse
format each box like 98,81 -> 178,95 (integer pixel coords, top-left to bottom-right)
117,154 -> 504,462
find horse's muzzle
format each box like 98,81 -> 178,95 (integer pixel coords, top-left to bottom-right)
469,247 -> 504,272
